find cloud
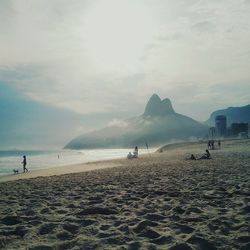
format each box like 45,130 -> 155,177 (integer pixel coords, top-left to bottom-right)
0,0 -> 249,123
191,21 -> 215,33
107,119 -> 128,128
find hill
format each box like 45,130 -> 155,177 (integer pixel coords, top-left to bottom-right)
65,94 -> 208,149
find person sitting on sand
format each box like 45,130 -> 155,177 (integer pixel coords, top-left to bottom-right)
133,146 -> 138,158
127,152 -> 133,159
186,154 -> 196,160
190,154 -> 196,160
22,155 -> 28,173
199,150 -> 211,160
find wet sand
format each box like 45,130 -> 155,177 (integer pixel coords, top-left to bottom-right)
0,139 -> 249,249
0,161 -> 122,183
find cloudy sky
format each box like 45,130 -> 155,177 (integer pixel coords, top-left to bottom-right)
1,0 -> 250,124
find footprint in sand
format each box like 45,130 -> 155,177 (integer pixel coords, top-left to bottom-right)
40,207 -> 51,214
133,220 -> 158,233
187,235 -> 217,250
145,213 -> 166,221
138,227 -> 161,239
56,230 -> 73,240
39,223 -> 57,235
77,207 -> 118,215
150,235 -> 174,245
171,223 -> 195,234
1,216 -> 22,226
62,222 -> 80,234
168,243 -> 193,250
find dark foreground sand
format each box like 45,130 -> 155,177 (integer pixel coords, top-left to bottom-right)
0,139 -> 249,250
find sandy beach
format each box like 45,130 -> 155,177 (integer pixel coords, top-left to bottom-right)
0,139 -> 249,249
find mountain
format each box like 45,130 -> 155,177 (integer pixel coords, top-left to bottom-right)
205,104 -> 250,126
143,94 -> 175,117
65,94 -> 208,149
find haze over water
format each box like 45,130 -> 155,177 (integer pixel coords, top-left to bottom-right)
0,148 -> 156,176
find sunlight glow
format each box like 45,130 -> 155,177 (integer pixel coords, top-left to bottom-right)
83,0 -> 157,73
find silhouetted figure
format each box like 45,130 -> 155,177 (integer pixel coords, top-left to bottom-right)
207,140 -> 211,149
211,140 -> 215,150
206,149 -> 211,158
186,154 -> 196,160
190,154 -> 196,160
22,155 -> 28,173
218,140 -> 221,149
127,146 -> 139,159
199,150 -> 211,160
133,146 -> 138,158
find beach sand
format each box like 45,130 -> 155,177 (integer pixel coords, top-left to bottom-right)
0,139 -> 249,249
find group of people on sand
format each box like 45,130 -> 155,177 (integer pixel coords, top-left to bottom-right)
208,140 -> 221,150
127,144 -> 213,161
187,149 -> 211,161
187,139 -> 223,160
127,146 -> 139,159
18,142 -> 218,173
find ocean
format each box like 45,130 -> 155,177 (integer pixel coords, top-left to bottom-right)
0,148 -> 156,176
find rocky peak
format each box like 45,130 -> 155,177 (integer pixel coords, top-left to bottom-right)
143,94 -> 175,117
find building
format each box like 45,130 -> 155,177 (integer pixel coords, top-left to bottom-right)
231,123 -> 248,137
215,115 -> 227,137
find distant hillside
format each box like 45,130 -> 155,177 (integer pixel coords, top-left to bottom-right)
65,94 -> 208,149
206,104 -> 250,126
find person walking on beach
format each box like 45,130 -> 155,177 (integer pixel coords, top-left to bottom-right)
22,155 -> 28,173
207,140 -> 211,149
211,140 -> 215,150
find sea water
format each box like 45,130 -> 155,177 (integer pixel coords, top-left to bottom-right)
0,148 -> 156,176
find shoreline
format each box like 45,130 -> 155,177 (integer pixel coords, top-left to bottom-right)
0,158 -> 125,183
1,138 -> 247,183
0,147 -> 160,183
0,141 -> 203,183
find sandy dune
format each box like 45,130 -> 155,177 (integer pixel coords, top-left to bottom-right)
0,139 -> 249,249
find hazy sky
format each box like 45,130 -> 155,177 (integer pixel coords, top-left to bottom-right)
1,0 -> 250,122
